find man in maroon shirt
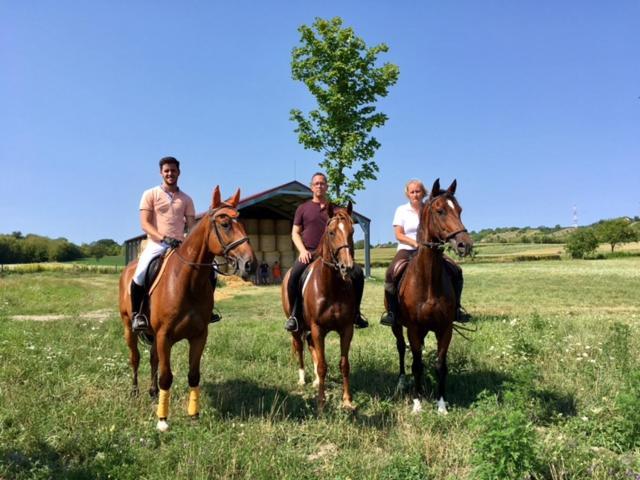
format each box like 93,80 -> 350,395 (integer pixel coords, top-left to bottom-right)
284,172 -> 369,332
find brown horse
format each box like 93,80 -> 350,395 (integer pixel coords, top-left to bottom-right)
119,186 -> 256,431
281,203 -> 358,410
390,179 -> 473,414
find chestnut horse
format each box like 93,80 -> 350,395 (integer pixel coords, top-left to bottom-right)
119,187 -> 256,431
281,203 -> 358,410
390,179 -> 473,414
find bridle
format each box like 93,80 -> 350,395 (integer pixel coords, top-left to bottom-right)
173,204 -> 249,274
321,214 -> 353,270
420,194 -> 468,249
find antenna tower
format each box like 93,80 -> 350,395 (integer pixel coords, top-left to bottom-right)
572,205 -> 578,228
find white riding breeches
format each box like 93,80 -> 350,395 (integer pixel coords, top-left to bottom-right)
133,240 -> 169,286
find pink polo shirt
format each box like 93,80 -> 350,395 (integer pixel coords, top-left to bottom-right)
139,186 -> 195,239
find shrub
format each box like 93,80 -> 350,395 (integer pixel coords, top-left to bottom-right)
565,228 -> 599,259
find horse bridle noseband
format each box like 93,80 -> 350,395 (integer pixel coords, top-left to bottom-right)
420,195 -> 467,249
321,215 -> 352,270
173,205 -> 249,274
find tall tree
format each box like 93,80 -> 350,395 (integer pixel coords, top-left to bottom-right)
290,17 -> 399,204
595,218 -> 638,252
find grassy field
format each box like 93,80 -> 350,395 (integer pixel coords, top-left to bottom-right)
1,258 -> 639,479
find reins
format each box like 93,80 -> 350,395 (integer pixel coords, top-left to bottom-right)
420,195 -> 467,249
171,204 -> 249,275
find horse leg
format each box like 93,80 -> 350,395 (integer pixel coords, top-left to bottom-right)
434,326 -> 453,415
292,332 -> 305,385
306,331 -> 320,388
149,338 -> 159,398
391,321 -> 406,398
187,333 -> 208,419
310,326 -> 327,411
155,333 -> 174,432
407,326 -> 425,414
124,326 -> 140,396
339,324 -> 355,410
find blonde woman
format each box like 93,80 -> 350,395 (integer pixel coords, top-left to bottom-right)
380,179 -> 469,326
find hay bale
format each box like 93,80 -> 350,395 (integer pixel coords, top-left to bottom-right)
276,234 -> 293,251
280,250 -> 296,269
259,234 -> 276,252
248,234 -> 260,250
263,251 -> 281,264
275,219 -> 291,235
243,218 -> 259,234
258,219 -> 275,234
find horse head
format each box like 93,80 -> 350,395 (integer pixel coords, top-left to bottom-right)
324,202 -> 355,279
207,186 -> 257,279
420,179 -> 473,257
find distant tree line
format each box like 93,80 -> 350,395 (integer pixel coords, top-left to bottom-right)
0,232 -> 122,264
565,218 -> 639,259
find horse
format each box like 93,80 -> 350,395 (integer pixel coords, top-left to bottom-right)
281,203 -> 358,410
118,186 -> 256,431
389,179 -> 473,414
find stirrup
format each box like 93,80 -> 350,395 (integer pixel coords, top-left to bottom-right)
132,313 -> 149,332
210,308 -> 222,324
455,307 -> 472,323
354,313 -> 369,329
379,311 -> 395,327
284,315 -> 299,332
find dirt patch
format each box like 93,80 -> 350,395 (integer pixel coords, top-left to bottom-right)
10,309 -> 114,322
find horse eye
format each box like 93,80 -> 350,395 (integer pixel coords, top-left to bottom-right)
329,231 -> 335,236
437,209 -> 445,215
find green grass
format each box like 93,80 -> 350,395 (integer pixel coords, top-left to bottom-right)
1,259 -> 639,479
70,255 -> 126,266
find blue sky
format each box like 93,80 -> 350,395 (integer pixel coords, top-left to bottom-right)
1,1 -> 638,245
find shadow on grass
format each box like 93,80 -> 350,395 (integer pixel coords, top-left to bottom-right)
1,439 -> 136,479
202,379 -> 312,421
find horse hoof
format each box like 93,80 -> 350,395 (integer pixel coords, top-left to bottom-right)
156,419 -> 169,432
342,401 -> 356,412
190,413 -> 200,421
411,398 -> 423,414
130,387 -> 139,397
298,369 -> 306,385
149,389 -> 158,399
437,398 -> 448,415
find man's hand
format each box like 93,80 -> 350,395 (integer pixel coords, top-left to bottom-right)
162,236 -> 182,249
298,249 -> 312,264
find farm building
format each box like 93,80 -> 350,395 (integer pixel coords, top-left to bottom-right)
124,180 -> 372,277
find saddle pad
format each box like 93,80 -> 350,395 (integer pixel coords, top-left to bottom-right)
148,249 -> 176,296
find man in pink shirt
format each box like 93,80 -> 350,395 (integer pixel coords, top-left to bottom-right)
131,156 -> 221,332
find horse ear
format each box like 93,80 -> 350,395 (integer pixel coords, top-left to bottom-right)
447,179 -> 457,195
346,201 -> 353,216
211,186 -> 221,208
430,178 -> 441,198
327,203 -> 334,218
228,188 -> 241,208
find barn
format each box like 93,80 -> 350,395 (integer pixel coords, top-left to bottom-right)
124,181 -> 372,277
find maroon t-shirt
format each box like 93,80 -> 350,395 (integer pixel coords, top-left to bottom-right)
293,200 -> 330,251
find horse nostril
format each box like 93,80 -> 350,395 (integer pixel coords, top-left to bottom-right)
457,242 -> 465,250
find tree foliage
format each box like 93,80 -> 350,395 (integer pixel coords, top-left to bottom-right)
290,17 -> 399,204
564,228 -> 599,259
0,234 -> 118,264
595,218 -> 638,252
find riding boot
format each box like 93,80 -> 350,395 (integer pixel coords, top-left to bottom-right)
380,282 -> 398,327
209,270 -> 221,324
284,298 -> 301,332
130,281 -> 149,332
351,265 -> 368,328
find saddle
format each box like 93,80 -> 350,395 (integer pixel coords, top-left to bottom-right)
390,251 -> 416,293
143,249 -> 176,296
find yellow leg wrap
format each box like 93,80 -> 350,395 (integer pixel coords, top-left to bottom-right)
188,386 -> 201,416
157,389 -> 170,419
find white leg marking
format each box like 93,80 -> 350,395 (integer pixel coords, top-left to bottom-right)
312,361 -> 320,387
412,398 -> 423,414
437,397 -> 448,415
298,368 -> 306,385
156,420 -> 169,432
